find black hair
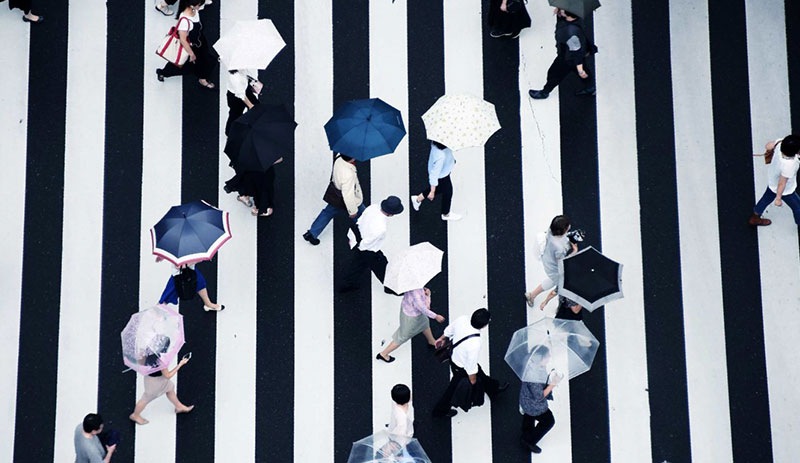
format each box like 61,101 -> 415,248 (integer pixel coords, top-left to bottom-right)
780,135 -> 800,156
549,215 -> 571,236
470,308 -> 491,329
82,413 -> 103,433
339,154 -> 354,162
431,140 -> 448,150
176,0 -> 204,19
391,384 -> 411,405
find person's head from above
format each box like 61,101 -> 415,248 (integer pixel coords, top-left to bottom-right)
780,134 -> 800,157
177,0 -> 205,17
82,413 -> 104,435
336,153 -> 356,164
550,214 -> 571,236
529,345 -> 551,367
380,196 -> 404,216
471,308 -> 491,330
391,384 -> 411,406
431,140 -> 448,150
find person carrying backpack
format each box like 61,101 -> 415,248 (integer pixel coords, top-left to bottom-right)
157,262 -> 224,311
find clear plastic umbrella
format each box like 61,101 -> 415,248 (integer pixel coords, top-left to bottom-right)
347,431 -> 431,463
213,19 -> 286,71
121,304 -> 185,375
383,242 -> 443,294
421,94 -> 501,151
504,318 -> 599,383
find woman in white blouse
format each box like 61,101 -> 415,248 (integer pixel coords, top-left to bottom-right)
156,0 -> 217,90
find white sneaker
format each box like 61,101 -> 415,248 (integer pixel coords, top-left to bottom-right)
155,1 -> 173,15
441,213 -> 462,221
410,195 -> 421,211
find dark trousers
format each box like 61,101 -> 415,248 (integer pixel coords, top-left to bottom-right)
225,88 -> 259,136
422,174 -> 454,215
542,57 -> 594,94
340,249 -> 388,291
522,409 -> 555,446
432,363 -> 500,416
160,40 -> 215,80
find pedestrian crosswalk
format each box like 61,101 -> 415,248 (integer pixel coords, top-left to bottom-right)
2,0 -> 799,462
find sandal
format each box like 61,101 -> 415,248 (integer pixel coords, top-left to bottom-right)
237,195 -> 253,207
155,2 -> 173,16
198,80 -> 216,90
251,207 -> 273,217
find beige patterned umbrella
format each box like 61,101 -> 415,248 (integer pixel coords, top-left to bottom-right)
421,94 -> 501,151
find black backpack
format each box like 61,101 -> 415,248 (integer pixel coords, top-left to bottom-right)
175,266 -> 198,301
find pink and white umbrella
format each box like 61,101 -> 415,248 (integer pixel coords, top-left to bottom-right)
121,304 -> 185,375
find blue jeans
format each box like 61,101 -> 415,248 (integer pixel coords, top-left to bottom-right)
754,187 -> 800,224
308,203 -> 365,239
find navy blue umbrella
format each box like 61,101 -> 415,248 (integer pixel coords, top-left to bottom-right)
324,98 -> 406,161
150,201 -> 232,266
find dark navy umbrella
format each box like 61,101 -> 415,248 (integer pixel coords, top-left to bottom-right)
557,246 -> 623,311
224,103 -> 297,172
150,201 -> 232,266
324,98 -> 406,161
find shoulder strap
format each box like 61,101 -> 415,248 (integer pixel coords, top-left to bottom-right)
452,333 -> 480,350
330,154 -> 340,182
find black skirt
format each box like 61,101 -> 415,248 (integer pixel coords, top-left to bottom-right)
487,0 -> 531,35
8,0 -> 33,13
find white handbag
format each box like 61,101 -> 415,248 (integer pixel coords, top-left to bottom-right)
156,17 -> 190,67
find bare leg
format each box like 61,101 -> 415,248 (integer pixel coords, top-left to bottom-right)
540,290 -> 557,310
166,391 -> 194,413
129,397 -> 151,425
197,288 -> 220,310
379,340 -> 402,360
422,328 -> 436,345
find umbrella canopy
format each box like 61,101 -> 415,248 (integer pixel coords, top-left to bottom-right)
421,94 -> 501,151
383,242 -> 443,294
347,431 -> 432,463
558,246 -> 622,311
224,103 -> 297,172
150,200 -> 232,266
213,19 -> 286,71
548,0 -> 601,18
121,304 -> 185,375
504,318 -> 599,384
324,98 -> 406,161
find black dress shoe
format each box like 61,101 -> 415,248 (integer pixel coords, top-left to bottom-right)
520,437 -> 542,454
433,409 -> 458,418
22,15 -> 44,23
528,89 -> 549,100
156,69 -> 165,82
302,231 -> 320,245
375,353 -> 395,363
575,86 -> 596,97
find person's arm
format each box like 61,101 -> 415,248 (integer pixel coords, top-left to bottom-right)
774,176 -> 788,206
335,162 -> 361,216
571,304 -> 582,315
427,151 -> 443,199
162,357 -> 189,379
102,444 -> 116,463
417,289 -> 441,320
468,373 -> 477,385
176,19 -> 196,61
500,0 -> 508,12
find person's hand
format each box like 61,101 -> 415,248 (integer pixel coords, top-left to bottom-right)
106,444 -> 117,453
349,213 -> 357,218
775,198 -> 783,207
435,315 -> 445,323
500,1 -> 507,12
427,191 -> 435,201
548,371 -> 563,386
179,357 -> 189,367
578,69 -> 588,79
189,52 -> 197,63
424,287 -> 431,297
571,242 -> 578,253
434,338 -> 446,348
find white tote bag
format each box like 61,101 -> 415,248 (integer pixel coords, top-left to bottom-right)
156,18 -> 190,67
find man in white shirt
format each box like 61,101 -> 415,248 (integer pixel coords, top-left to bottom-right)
432,308 -> 509,417
339,196 -> 403,293
750,135 -> 800,226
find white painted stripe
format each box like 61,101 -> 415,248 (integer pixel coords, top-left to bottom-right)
214,2 -> 259,461
744,1 -> 800,461
669,1 -> 735,461
368,0 -> 412,436
294,0 -> 335,460
135,5 -> 184,462
519,1 -> 571,460
593,3 -> 653,461
0,13 -> 29,463
442,1 -> 492,461
52,5 -> 107,462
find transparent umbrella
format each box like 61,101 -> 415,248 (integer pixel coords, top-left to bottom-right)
383,242 -> 443,294
504,318 -> 599,383
121,304 -> 185,375
347,431 -> 431,463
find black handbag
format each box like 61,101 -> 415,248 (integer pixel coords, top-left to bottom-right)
322,155 -> 347,209
434,333 -> 480,364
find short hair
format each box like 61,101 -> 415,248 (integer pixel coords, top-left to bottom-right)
339,154 -> 354,162
82,413 -> 103,433
549,215 -> 571,236
563,10 -> 578,19
391,384 -> 411,405
780,135 -> 800,156
431,140 -> 448,150
471,308 -> 491,329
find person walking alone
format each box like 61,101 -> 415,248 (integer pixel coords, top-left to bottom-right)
525,215 -> 577,308
749,134 -> 800,226
156,0 -> 217,90
129,353 -> 194,425
376,287 -> 446,363
303,153 -> 365,245
528,9 -> 596,99
410,141 -> 461,221
519,346 -> 561,455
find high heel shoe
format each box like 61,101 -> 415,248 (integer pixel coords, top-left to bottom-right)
203,304 -> 225,312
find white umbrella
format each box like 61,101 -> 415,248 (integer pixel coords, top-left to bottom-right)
383,242 -> 443,294
347,431 -> 431,463
421,94 -> 501,151
213,19 -> 286,71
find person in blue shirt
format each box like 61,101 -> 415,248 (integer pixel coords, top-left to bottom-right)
410,141 -> 462,221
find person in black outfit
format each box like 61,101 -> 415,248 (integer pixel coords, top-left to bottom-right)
4,0 -> 43,23
487,0 -> 531,39
554,295 -> 583,321
528,9 -> 596,99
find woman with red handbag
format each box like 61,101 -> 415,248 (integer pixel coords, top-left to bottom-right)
1,0 -> 43,23
156,0 -> 217,90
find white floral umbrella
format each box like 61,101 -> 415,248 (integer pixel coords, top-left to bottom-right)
421,94 -> 501,151
213,19 -> 286,71
383,242 -> 443,294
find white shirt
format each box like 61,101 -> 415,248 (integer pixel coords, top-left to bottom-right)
443,315 -> 482,375
348,204 -> 387,252
767,139 -> 800,194
226,69 -> 258,100
176,11 -> 200,32
387,401 -> 414,437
